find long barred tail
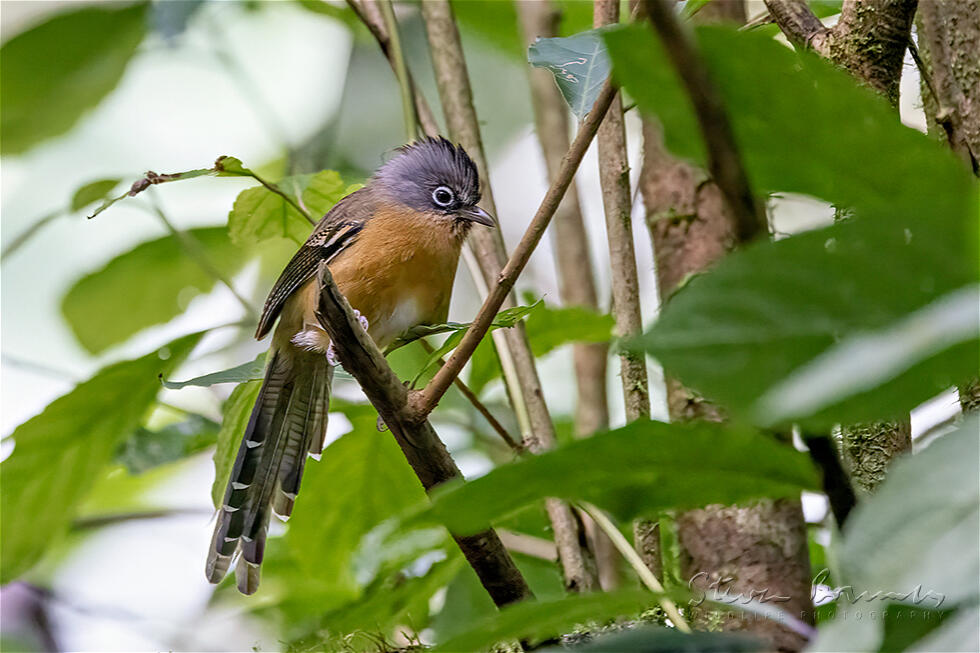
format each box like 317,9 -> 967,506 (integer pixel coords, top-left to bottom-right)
205,348 -> 331,594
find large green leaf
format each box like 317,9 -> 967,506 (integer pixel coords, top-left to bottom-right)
417,419 -> 818,535
284,402 -> 428,605
607,25 -> 978,426
210,380 -> 261,507
0,3 -> 148,154
0,332 -> 201,582
227,170 -> 359,246
162,353 -> 266,389
810,417 -> 979,652
529,28 -> 612,119
62,227 -> 245,354
115,413 -> 219,474
432,590 -> 674,652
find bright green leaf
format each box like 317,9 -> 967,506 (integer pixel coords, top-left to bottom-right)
526,305 -> 614,357
115,413 -> 219,474
433,590 -> 674,652
61,227 -> 245,354
0,332 -> 202,582
529,28 -> 612,119
542,627 -> 763,652
70,178 -> 122,212
418,419 -> 818,535
284,402 -> 427,604
227,170 -> 357,246
1,3 -> 148,154
162,353 -> 266,389
210,380 -> 261,508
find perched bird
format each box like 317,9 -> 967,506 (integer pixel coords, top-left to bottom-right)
206,138 -> 494,594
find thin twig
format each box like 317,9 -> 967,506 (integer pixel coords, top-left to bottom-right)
245,170 -> 315,225
413,80 -> 618,418
594,0 -> 650,423
71,508 -> 212,531
578,502 -> 691,633
378,0 -> 419,141
418,340 -> 522,453
143,195 -> 258,319
2,209 -> 64,261
644,0 -> 766,243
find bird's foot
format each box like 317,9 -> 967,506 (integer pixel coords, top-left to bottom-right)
325,309 -> 369,366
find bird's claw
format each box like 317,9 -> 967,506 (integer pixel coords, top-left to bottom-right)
325,309 -> 369,367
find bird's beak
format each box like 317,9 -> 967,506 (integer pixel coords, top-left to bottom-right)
459,205 -> 496,228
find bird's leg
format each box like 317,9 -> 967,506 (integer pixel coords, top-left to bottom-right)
325,309 -> 369,366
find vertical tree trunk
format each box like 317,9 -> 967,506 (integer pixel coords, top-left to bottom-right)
637,3 -> 813,650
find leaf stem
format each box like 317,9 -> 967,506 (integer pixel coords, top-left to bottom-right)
378,0 -> 419,141
577,502 -> 692,633
1,209 -> 65,262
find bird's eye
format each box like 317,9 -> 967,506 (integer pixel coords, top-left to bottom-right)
432,185 -> 455,208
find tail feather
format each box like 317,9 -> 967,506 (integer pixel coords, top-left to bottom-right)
206,348 -> 330,593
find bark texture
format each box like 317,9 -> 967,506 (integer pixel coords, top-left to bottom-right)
638,4 -> 813,650
840,419 -> 913,494
765,0 -> 919,108
419,0 -> 599,593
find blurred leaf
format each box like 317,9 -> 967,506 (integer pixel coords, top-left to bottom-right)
417,419 -> 818,535
284,402 -> 428,604
838,416 -> 979,608
904,607 -> 979,653
608,25 -> 978,426
70,178 -> 122,212
466,336 -> 500,396
453,0 -> 595,61
529,28 -> 611,119
228,170 -> 357,246
0,3 -> 148,154
683,0 -> 714,17
150,0 -> 204,40
433,590 -> 673,652
543,626 -> 763,652
115,413 -> 219,474
526,305 -> 614,356
291,555 -> 465,652
0,332 -> 201,582
877,604 -> 955,653
62,227 -> 245,354
163,353 -> 266,389
210,380 -> 261,507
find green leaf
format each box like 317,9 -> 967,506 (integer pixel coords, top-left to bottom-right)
0,332 -> 201,582
70,178 -> 122,212
0,3 -> 148,154
227,170 -> 358,246
61,227 -> 245,354
608,25 -> 978,425
433,590 -> 673,652
210,380 -> 261,508
162,353 -> 266,389
529,28 -> 612,119
526,305 -> 614,357
838,416 -> 979,608
542,627 -> 763,652
284,402 -> 428,603
115,413 -> 219,474
418,419 -> 818,535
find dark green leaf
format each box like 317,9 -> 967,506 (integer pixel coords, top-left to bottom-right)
210,380 -> 261,507
877,604 -> 955,653
1,3 -> 148,154
70,178 -> 122,212
543,626 -> 763,652
0,332 -> 201,582
608,25 -> 978,425
529,28 -> 611,119
433,590 -> 674,652
284,402 -> 428,602
115,414 -> 219,474
418,419 -> 818,535
227,170 -> 358,246
162,353 -> 266,389
61,227 -> 245,354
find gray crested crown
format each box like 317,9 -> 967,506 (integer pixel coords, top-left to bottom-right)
374,137 -> 481,213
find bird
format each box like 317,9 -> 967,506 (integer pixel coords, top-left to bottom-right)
205,137 -> 494,594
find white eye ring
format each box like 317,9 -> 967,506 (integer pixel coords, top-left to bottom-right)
432,185 -> 455,207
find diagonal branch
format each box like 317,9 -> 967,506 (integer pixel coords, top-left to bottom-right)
643,0 -> 766,243
314,262 -> 533,609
